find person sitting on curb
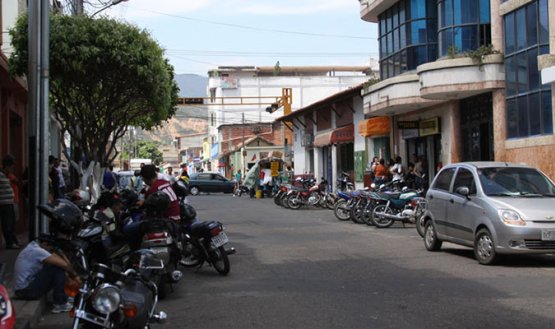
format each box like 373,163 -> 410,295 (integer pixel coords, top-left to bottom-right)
13,199 -> 83,314
13,234 -> 81,313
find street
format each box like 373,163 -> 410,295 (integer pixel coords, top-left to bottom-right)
38,194 -> 555,329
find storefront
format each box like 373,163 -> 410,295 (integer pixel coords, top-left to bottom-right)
358,116 -> 391,161
400,117 -> 442,179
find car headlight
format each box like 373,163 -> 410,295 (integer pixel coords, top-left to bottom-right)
498,209 -> 526,226
92,284 -> 121,314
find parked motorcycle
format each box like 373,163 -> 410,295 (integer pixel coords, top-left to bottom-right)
336,171 -> 354,192
334,191 -> 354,221
68,249 -> 167,329
371,187 -> 426,228
286,178 -> 323,209
178,200 -> 235,275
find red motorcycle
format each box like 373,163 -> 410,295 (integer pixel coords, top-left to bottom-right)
0,263 -> 15,329
286,178 -> 323,209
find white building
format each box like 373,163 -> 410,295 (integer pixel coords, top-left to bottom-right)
206,65 -> 377,174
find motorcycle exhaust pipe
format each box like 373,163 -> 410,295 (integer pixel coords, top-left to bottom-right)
151,311 -> 168,324
226,247 -> 236,255
374,212 -> 411,221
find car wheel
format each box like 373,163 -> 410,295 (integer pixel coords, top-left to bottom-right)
474,228 -> 497,265
424,220 -> 442,251
190,186 -> 200,196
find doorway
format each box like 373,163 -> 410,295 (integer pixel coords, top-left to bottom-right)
460,93 -> 494,161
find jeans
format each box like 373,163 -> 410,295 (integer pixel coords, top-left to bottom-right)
15,264 -> 68,304
0,204 -> 18,246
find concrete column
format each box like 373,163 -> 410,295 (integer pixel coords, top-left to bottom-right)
492,90 -> 507,161
331,144 -> 338,192
314,147 -> 323,182
490,0 -> 504,51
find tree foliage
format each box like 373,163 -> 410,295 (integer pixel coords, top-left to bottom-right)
121,140 -> 163,165
9,14 -> 179,167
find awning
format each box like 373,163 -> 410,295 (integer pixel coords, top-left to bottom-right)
330,124 -> 354,144
313,125 -> 354,147
359,117 -> 390,137
313,131 -> 333,147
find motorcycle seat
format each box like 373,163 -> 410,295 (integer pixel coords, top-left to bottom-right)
189,220 -> 219,237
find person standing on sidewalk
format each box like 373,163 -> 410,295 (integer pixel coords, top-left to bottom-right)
0,154 -> 20,249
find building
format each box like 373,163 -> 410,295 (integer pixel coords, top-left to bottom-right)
359,0 -> 555,179
207,65 -> 376,176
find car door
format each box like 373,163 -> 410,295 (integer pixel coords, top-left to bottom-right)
426,167 -> 456,236
196,173 -> 212,192
213,174 -> 228,192
447,167 -> 481,242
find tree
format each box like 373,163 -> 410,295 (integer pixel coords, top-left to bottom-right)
122,140 -> 163,165
9,14 -> 178,199
9,14 -> 179,168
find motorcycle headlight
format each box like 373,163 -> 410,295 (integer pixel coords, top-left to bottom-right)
498,209 -> 526,226
92,284 -> 121,314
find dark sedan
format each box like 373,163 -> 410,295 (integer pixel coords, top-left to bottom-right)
188,172 -> 236,195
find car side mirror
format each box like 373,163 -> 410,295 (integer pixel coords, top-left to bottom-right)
456,186 -> 471,199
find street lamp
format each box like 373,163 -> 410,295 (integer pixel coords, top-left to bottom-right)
91,0 -> 128,17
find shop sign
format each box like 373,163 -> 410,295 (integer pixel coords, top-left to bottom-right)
331,125 -> 354,144
402,128 -> 419,139
398,121 -> 419,129
270,161 -> 280,177
419,117 -> 440,136
358,117 -> 390,137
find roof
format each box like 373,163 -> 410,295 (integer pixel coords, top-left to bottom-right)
276,84 -> 364,122
444,162 -> 532,169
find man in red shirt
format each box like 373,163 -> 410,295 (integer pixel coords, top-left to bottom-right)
139,165 -> 180,221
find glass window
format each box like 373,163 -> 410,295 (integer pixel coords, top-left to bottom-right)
529,92 -> 541,136
438,1 -> 445,27
539,0 -> 548,43
528,48 -> 539,91
516,52 -> 528,93
505,56 -> 517,96
504,13 -> 515,54
410,0 -> 425,19
439,29 -> 452,55
453,168 -> 477,195
506,98 -> 518,137
480,0 -> 491,23
526,2 -> 538,47
412,20 -> 426,44
453,0 -> 463,25
400,24 -> 407,48
515,9 -> 526,51
458,26 -> 478,52
445,0 -> 453,26
433,168 -> 456,191
518,96 -> 529,137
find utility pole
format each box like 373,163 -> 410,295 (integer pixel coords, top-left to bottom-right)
242,112 -> 245,173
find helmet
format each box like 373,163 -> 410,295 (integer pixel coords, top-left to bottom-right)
119,189 -> 139,208
172,179 -> 189,198
144,191 -> 170,217
96,191 -> 121,209
38,199 -> 83,236
180,203 -> 197,223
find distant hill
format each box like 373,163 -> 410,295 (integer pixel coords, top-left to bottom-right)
175,74 -> 208,97
138,74 -> 209,147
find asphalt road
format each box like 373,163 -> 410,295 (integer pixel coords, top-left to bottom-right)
38,194 -> 555,329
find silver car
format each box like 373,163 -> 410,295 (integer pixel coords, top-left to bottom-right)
423,162 -> 555,265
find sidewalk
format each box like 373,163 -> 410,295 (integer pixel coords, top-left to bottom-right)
0,233 -> 47,329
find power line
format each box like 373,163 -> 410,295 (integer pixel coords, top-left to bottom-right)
166,49 -> 378,58
121,5 -> 377,40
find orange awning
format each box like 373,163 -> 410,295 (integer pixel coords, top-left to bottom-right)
313,131 -> 333,147
358,117 -> 390,137
331,124 -> 354,144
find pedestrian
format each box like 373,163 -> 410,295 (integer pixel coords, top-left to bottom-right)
0,154 -> 20,249
390,156 -> 404,182
102,165 -> 118,193
49,156 -> 61,200
373,158 -> 388,186
138,164 -> 180,221
235,168 -> 242,185
13,234 -> 80,313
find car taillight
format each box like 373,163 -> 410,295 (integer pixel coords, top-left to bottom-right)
210,226 -> 222,236
146,232 -> 168,240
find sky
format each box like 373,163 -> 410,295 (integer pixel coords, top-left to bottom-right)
100,0 -> 379,76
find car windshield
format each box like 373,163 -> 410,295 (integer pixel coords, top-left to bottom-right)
478,167 -> 555,197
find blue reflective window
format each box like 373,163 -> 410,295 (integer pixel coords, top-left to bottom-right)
410,0 -> 425,19
539,0 -> 548,43
412,20 -> 427,44
518,97 -> 529,138
516,52 -> 528,93
458,26 -> 478,51
504,13 -> 515,54
505,57 -> 517,96
506,99 -> 519,137
526,2 -> 538,47
439,29 -> 453,55
515,9 -> 526,50
453,0 -> 462,24
480,0 -> 491,23
529,93 -> 541,136
445,0 -> 453,26
528,48 -> 539,91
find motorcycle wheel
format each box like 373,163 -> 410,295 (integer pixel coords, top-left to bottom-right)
180,242 -> 202,267
350,204 -> 365,224
334,200 -> 351,221
281,194 -> 290,208
362,202 -> 376,226
287,195 -> 302,209
371,205 -> 395,228
210,246 -> 230,275
325,195 -> 336,210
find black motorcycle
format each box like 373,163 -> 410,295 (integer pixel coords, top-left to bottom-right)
179,203 -> 235,275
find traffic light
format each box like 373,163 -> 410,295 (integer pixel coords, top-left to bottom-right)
182,98 -> 204,105
265,102 -> 280,113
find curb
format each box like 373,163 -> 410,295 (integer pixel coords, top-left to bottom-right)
13,297 -> 47,329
